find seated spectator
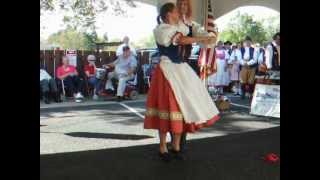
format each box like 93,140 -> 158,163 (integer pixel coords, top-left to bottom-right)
40,68 -> 62,104
56,56 -> 84,102
105,46 -> 137,102
84,55 -> 101,100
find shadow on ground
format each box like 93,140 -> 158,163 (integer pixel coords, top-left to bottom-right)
65,132 -> 153,140
40,127 -> 280,180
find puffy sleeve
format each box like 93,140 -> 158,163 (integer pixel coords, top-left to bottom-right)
192,21 -> 217,38
154,24 -> 180,47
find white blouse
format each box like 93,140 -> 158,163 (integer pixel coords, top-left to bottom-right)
153,21 -> 189,47
229,49 -> 242,64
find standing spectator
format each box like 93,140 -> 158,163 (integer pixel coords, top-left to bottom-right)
228,43 -> 242,95
224,41 -> 232,55
265,32 -> 280,73
239,36 -> 258,99
56,56 -> 84,102
105,46 -> 137,102
211,41 -> 230,95
255,43 -> 265,65
224,41 -> 233,92
40,68 -> 62,104
84,55 -> 101,100
255,43 -> 266,76
116,36 -> 137,57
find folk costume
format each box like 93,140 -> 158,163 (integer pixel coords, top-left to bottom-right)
239,46 -> 258,98
228,48 -> 242,95
144,22 -> 220,133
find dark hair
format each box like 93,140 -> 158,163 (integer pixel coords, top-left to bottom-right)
244,36 -> 252,42
273,32 -> 280,40
123,46 -> 130,52
224,41 -> 232,45
157,2 -> 176,24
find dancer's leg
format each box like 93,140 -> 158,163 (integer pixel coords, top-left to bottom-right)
159,131 -> 168,154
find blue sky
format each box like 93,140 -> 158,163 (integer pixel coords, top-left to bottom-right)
40,1 -> 279,43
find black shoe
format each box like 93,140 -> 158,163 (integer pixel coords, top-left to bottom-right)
117,96 -> 122,102
170,149 -> 186,161
159,152 -> 172,162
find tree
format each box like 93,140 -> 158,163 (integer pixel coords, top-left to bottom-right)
262,15 -> 280,41
134,34 -> 156,49
47,27 -> 101,50
219,12 -> 270,44
40,0 -> 137,32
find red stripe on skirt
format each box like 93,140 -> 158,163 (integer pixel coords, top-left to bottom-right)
144,65 -> 220,133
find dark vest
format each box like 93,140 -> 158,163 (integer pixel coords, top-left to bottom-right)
227,49 -> 232,56
270,43 -> 280,71
156,43 -> 182,64
240,47 -> 257,68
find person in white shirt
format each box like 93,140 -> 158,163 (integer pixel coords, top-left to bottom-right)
210,41 -> 230,95
239,36 -> 258,99
40,67 -> 61,104
265,32 -> 280,80
105,46 -> 137,101
228,43 -> 242,95
116,36 -> 137,57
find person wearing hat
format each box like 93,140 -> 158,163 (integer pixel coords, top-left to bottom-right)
84,55 -> 101,100
239,36 -> 258,99
105,46 -> 137,102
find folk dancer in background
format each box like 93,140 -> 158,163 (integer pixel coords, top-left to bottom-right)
239,36 -> 258,99
265,32 -> 280,83
210,41 -> 230,95
228,43 -> 242,96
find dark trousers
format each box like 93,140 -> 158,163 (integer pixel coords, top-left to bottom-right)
40,79 -> 58,93
56,76 -> 84,95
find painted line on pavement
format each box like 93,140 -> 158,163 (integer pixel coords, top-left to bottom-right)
119,103 -> 145,119
230,103 -> 250,109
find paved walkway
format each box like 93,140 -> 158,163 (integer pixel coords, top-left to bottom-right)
40,93 -> 280,179
41,127 -> 280,180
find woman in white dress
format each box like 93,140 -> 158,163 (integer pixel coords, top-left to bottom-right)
228,43 -> 242,95
144,2 -> 220,162
210,41 -> 230,95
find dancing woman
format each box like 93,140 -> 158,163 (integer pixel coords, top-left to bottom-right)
144,2 -> 220,162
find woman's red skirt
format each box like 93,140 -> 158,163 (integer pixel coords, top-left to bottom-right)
144,65 -> 220,133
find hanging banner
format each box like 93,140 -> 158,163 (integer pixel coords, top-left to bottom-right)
66,50 -> 77,67
250,84 -> 280,118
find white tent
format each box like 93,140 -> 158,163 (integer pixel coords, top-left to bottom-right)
135,0 -> 279,24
